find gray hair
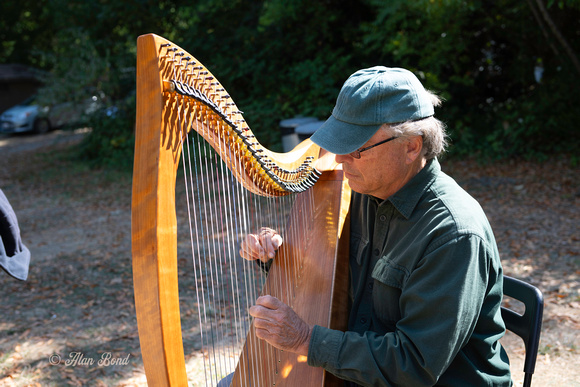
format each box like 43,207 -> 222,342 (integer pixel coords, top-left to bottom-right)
383,91 -> 448,160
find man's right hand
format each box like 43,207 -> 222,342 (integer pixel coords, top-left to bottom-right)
239,227 -> 283,263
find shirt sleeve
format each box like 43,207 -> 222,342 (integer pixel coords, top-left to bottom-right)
308,233 -> 493,386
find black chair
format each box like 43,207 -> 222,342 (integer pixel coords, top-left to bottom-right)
501,275 -> 544,387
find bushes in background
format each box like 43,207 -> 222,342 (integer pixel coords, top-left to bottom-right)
2,0 -> 578,164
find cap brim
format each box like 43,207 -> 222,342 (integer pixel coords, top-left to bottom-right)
310,115 -> 382,155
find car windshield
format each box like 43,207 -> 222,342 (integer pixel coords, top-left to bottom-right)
17,96 -> 39,106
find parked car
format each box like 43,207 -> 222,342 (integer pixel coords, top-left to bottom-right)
0,96 -> 50,134
0,93 -> 106,135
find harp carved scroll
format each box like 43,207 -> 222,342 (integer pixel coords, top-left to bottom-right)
132,33 -> 351,386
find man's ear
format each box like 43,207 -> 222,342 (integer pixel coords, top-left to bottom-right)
405,135 -> 424,164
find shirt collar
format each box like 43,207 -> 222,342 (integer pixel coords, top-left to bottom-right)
382,158 -> 440,219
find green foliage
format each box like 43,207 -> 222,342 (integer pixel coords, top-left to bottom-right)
76,94 -> 136,170
0,0 -> 52,66
174,0 -> 373,148
34,28 -> 112,107
1,0 -> 579,164
357,0 -> 580,159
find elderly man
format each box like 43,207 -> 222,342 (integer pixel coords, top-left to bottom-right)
241,67 -> 512,386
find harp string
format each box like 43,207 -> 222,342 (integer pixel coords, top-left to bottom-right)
207,121 -> 243,384
181,115 -> 211,382
192,127 -> 230,384
220,126 -> 245,376
178,103 -> 303,385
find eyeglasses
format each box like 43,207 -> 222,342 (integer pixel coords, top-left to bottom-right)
349,136 -> 398,159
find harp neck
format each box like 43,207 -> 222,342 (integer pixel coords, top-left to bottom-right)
138,33 -> 323,197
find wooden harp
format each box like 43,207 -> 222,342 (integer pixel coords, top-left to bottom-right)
132,33 -> 350,386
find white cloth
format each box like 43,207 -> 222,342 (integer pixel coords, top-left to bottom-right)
0,189 -> 30,280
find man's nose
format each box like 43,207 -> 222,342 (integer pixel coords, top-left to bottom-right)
335,153 -> 351,164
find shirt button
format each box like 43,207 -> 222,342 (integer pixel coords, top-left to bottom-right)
360,318 -> 367,324
380,215 -> 387,222
368,282 -> 373,291
373,249 -> 380,256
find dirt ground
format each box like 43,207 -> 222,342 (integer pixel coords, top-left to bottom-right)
0,129 -> 578,386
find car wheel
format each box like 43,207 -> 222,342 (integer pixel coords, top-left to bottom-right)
33,118 -> 50,134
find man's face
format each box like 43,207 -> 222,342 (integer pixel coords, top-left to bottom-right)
335,128 -> 422,200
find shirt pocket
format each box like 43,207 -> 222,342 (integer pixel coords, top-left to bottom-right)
371,258 -> 409,330
350,232 -> 369,266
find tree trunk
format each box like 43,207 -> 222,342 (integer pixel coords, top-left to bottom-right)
532,0 -> 580,76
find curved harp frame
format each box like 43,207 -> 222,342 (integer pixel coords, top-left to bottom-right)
132,33 -> 350,386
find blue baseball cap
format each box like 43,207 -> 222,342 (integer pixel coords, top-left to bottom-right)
310,66 -> 434,155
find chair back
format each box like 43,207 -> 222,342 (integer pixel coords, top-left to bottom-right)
501,275 -> 544,387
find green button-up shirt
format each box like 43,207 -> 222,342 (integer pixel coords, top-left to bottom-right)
308,159 -> 512,386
